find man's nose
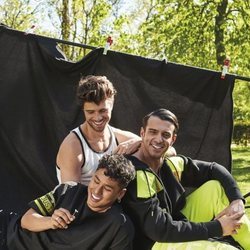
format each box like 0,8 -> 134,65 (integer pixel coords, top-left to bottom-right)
155,133 -> 164,143
94,185 -> 102,195
93,112 -> 102,120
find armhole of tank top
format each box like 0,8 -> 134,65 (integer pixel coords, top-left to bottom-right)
72,129 -> 85,168
115,136 -> 119,146
108,125 -> 119,146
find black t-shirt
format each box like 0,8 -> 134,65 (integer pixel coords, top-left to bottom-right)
7,182 -> 134,250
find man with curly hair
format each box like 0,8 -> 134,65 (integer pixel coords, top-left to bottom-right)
2,154 -> 136,250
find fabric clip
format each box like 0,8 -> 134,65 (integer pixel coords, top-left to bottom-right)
221,58 -> 230,79
24,25 -> 36,35
103,36 -> 113,55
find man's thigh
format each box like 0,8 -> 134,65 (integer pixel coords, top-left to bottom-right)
181,180 -> 229,222
152,240 -> 239,250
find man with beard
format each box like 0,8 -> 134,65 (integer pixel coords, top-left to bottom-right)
2,154 -> 135,250
56,75 -> 141,185
121,108 -> 250,250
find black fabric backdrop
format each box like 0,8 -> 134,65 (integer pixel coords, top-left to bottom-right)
0,25 -> 235,212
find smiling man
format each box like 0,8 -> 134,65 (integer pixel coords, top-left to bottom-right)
122,108 -> 250,250
4,154 -> 135,250
56,75 -> 141,185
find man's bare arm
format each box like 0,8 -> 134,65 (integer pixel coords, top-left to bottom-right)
21,208 -> 74,232
56,133 -> 83,183
112,127 -> 142,155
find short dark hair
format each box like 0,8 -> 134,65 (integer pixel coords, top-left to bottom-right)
77,75 -> 117,106
142,108 -> 179,134
97,154 -> 135,188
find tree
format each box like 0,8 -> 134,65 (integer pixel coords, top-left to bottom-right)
112,0 -> 250,123
0,0 -> 44,31
116,0 -> 250,71
46,0 -> 124,60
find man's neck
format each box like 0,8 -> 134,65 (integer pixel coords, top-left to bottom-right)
81,122 -> 109,140
133,148 -> 163,174
80,123 -> 112,153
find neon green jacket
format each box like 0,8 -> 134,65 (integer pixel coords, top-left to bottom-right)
122,155 -> 243,250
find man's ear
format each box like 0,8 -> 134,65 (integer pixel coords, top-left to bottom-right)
170,134 -> 177,146
118,188 -> 127,201
140,127 -> 145,138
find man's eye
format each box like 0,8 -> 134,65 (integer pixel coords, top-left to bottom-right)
163,133 -> 170,139
100,109 -> 108,113
94,179 -> 99,184
104,187 -> 112,192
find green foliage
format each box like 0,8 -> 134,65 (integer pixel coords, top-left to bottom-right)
231,146 -> 250,216
44,0 -> 126,60
233,120 -> 250,146
233,80 -> 250,122
0,0 -> 41,31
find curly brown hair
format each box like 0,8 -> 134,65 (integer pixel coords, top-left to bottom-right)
97,154 -> 135,188
77,75 -> 117,106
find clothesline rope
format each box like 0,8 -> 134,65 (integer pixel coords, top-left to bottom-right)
5,24 -> 249,83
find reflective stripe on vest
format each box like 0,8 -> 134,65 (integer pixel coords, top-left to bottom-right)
137,170 -> 163,198
34,191 -> 55,216
165,156 -> 185,182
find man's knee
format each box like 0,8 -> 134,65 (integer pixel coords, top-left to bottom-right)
201,180 -> 221,190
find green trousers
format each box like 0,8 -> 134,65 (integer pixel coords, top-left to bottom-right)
152,180 -> 250,250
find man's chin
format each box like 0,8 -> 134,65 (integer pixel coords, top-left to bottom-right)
150,150 -> 165,159
93,127 -> 106,132
89,123 -> 107,132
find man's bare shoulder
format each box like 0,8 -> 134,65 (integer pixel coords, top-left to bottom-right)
61,132 -> 81,147
111,126 -> 140,143
56,132 -> 84,182
57,132 -> 83,159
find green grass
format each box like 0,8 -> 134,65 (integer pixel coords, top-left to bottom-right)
231,146 -> 250,217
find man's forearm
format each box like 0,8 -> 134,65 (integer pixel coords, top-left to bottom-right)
21,209 -> 52,232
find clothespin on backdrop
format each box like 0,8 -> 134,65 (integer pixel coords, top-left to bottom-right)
103,36 -> 113,55
24,25 -> 36,35
221,58 -> 230,79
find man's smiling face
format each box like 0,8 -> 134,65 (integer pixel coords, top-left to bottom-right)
140,116 -> 176,160
87,168 -> 125,213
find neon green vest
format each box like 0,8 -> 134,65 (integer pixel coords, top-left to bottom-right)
136,156 -> 185,198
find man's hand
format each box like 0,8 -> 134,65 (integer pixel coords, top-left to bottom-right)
217,211 -> 244,236
215,199 -> 245,220
114,138 -> 141,155
51,208 -> 75,229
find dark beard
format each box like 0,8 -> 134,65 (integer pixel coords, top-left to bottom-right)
87,120 -> 106,132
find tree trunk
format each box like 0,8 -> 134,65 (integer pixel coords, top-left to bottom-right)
214,0 -> 228,65
61,0 -> 70,56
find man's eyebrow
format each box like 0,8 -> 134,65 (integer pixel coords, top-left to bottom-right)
95,175 -> 100,181
148,128 -> 157,131
104,183 -> 114,190
95,174 -> 115,189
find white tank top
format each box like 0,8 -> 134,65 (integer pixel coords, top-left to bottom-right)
57,125 -> 118,186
